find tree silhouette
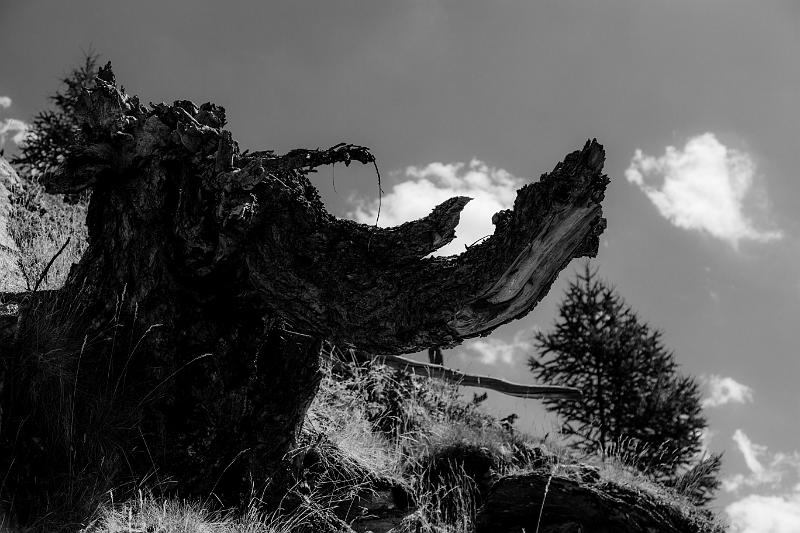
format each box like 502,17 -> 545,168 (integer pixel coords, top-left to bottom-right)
11,52 -> 100,176
528,264 -> 720,503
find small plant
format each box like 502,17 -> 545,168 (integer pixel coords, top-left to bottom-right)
670,453 -> 724,506
402,459 -> 478,533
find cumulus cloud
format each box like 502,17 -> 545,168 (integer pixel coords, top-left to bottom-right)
626,133 -> 781,248
733,430 -> 770,479
349,158 -> 525,256
701,375 -> 754,408
724,430 -> 800,531
0,118 -> 31,149
727,492 -> 800,533
463,328 -> 534,366
724,430 -> 800,492
0,96 -> 31,150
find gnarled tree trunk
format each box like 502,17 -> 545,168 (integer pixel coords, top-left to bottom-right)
0,63 -> 609,523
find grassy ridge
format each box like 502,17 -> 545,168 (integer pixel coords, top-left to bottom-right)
75,356 -> 724,532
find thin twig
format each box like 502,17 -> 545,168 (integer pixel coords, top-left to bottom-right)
135,353 -> 210,409
465,234 -> 491,250
68,334 -> 88,498
535,467 -> 555,533
33,236 -> 71,293
138,426 -> 162,489
209,447 -> 251,497
372,160 -> 384,227
112,323 -> 164,401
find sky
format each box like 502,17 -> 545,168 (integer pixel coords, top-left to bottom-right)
1,1 -> 799,530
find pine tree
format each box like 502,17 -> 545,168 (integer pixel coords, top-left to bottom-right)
11,52 -> 101,176
528,263 -> 720,503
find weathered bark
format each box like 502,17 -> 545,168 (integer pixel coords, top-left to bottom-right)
1,62 -> 608,523
475,471 -> 723,533
39,66 -> 608,355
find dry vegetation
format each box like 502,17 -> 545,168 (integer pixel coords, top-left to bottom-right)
0,176 -> 87,292
71,356 -> 724,533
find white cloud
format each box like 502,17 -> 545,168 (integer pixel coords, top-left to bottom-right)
349,158 -> 525,256
724,430 -> 800,492
0,95 -> 31,150
626,133 -> 781,248
724,431 -> 800,531
727,493 -> 800,533
0,118 -> 31,149
702,375 -> 754,408
734,430 -> 769,477
464,328 -> 534,366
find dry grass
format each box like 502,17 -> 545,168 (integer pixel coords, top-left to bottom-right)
73,354 -> 727,533
82,491 -> 338,533
306,359 -> 405,481
1,177 -> 87,292
0,338 -> 727,533
573,439 -> 725,532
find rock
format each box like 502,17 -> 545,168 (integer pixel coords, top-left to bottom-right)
475,470 -> 723,533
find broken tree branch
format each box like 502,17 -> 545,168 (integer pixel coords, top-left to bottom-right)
345,349 -> 581,400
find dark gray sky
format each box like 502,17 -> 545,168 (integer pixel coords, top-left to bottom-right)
2,1 -> 799,528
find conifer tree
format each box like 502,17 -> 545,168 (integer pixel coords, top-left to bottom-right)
528,264 -> 720,503
11,52 -> 100,176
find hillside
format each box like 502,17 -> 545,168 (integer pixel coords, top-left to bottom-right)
76,353 -> 725,533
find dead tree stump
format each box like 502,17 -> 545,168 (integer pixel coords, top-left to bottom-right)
0,63 -> 609,523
